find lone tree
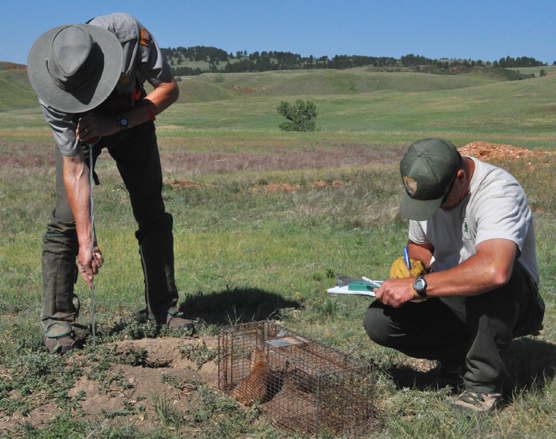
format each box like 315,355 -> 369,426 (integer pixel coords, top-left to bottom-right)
277,99 -> 317,131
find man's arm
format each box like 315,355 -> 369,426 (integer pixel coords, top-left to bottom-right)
76,77 -> 180,142
407,240 -> 434,269
375,238 -> 518,308
63,153 -> 103,286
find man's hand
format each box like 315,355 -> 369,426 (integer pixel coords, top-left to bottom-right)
77,112 -> 119,143
78,242 -> 104,288
375,277 -> 419,308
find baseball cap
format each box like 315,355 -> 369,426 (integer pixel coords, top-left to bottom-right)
27,24 -> 123,113
399,138 -> 462,221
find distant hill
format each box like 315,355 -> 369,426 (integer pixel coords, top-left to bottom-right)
0,69 -> 37,111
0,58 -> 553,112
0,61 -> 27,71
173,68 -> 507,104
163,46 -> 552,78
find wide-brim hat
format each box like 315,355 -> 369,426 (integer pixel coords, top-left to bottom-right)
27,24 -> 123,113
399,138 -> 461,221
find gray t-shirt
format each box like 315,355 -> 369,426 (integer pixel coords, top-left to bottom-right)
40,12 -> 173,156
408,157 -> 539,285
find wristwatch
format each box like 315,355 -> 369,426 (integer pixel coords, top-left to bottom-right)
117,115 -> 129,130
413,274 -> 427,297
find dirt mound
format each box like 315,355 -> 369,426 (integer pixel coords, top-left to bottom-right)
459,141 -> 550,161
0,337 -> 219,431
163,179 -> 213,188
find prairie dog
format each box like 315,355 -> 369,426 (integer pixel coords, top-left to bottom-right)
233,349 -> 270,405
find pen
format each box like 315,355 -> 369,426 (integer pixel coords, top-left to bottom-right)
362,276 -> 383,288
403,246 -> 411,271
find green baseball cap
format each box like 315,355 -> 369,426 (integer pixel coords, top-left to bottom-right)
399,138 -> 461,221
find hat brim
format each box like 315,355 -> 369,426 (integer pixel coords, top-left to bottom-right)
400,191 -> 444,221
27,24 -> 123,113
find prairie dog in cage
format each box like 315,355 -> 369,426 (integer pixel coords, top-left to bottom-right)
233,349 -> 270,405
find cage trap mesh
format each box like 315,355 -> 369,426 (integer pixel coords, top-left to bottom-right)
218,321 -> 374,436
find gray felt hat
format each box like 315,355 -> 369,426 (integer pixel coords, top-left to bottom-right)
27,24 -> 123,113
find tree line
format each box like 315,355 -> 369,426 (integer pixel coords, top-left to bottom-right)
161,46 -> 552,77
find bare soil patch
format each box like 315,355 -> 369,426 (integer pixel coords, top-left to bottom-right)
459,141 -> 551,161
163,179 -> 213,188
0,336 -> 219,433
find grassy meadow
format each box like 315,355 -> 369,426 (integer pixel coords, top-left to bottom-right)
1,67 -> 556,438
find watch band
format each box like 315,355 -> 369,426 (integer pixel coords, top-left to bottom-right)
413,274 -> 427,297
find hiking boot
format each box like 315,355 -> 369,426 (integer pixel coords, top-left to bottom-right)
44,323 -> 76,355
45,334 -> 76,355
166,311 -> 194,331
452,390 -> 502,415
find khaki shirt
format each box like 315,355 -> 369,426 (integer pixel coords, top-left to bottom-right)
40,12 -> 172,156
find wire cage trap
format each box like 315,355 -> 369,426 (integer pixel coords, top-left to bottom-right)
218,321 -> 374,436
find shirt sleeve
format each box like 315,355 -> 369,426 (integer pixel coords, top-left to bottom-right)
89,13 -> 173,94
408,220 -> 430,246
135,19 -> 173,86
40,100 -> 81,157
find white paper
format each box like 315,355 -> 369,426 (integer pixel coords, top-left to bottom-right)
326,285 -> 377,297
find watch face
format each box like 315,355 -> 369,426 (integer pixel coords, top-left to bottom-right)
414,278 -> 426,291
117,116 -> 129,130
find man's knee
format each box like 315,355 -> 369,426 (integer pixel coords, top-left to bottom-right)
135,213 -> 173,243
363,305 -> 396,347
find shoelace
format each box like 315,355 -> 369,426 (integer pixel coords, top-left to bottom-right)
459,391 -> 486,405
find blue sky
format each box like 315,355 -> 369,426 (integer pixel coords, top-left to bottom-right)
2,0 -> 555,65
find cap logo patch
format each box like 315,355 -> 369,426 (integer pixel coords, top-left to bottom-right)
403,176 -> 418,196
140,28 -> 154,47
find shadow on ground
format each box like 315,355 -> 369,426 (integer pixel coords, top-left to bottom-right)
502,337 -> 556,396
382,337 -> 556,398
178,286 -> 301,326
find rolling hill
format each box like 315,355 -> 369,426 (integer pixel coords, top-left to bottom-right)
2,64 -> 556,150
0,63 -> 512,111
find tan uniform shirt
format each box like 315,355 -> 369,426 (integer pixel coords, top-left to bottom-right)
40,12 -> 172,156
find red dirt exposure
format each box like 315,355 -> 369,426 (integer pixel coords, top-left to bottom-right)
163,179 -> 213,188
458,141 -> 551,161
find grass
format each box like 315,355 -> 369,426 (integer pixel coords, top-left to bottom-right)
506,65 -> 556,78
0,70 -> 37,111
1,68 -> 556,437
3,67 -> 556,149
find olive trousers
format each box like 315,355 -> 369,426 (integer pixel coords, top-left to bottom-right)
41,121 -> 179,336
363,262 -> 545,394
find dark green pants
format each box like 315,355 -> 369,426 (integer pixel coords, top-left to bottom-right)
363,262 -> 545,394
42,121 -> 179,335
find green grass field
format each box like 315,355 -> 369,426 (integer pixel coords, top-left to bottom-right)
1,67 -> 556,438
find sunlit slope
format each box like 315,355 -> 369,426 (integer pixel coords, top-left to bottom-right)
165,74 -> 556,141
2,65 -> 555,146
0,64 -> 520,109
0,70 -> 37,111
318,74 -> 556,135
176,68 -> 504,103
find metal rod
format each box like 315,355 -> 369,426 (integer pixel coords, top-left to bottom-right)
89,143 -> 96,346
